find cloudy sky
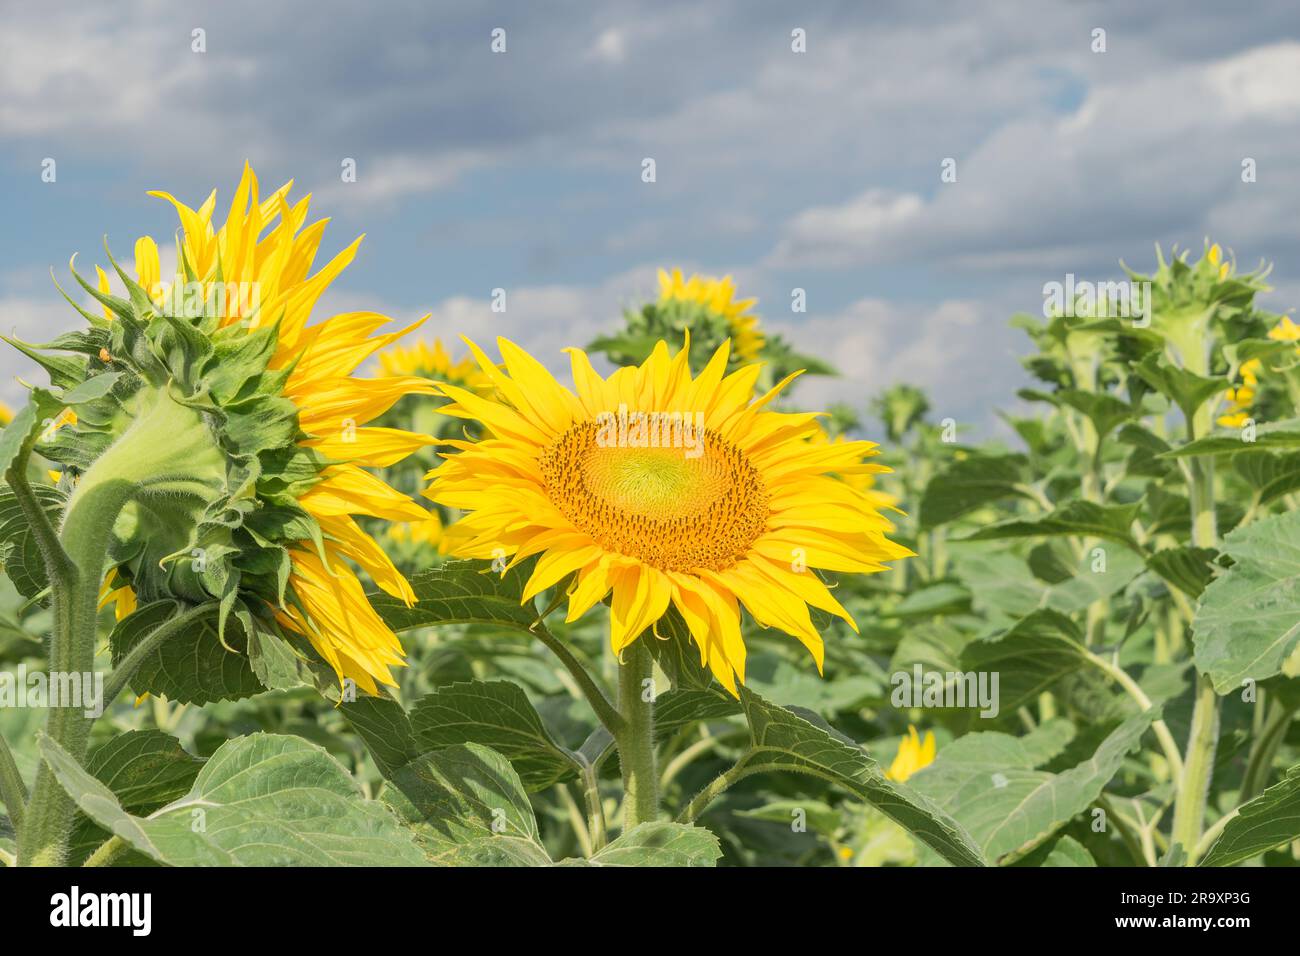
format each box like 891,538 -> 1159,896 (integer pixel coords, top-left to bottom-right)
3,0 -> 1299,435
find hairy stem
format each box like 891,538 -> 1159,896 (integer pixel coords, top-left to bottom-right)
678,759 -> 759,824
532,622 -> 624,736
82,835 -> 130,868
19,389 -> 223,865
1170,391 -> 1221,864
18,475 -> 130,865
581,761 -> 607,853
0,731 -> 27,832
615,641 -> 658,830
1085,649 -> 1184,780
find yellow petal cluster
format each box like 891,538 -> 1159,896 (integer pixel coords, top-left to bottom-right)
884,726 -> 936,782
658,268 -> 765,362
425,335 -> 911,694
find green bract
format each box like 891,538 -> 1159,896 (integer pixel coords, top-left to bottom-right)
20,257 -> 328,641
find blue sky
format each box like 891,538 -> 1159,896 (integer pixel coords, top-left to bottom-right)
3,0 -> 1300,435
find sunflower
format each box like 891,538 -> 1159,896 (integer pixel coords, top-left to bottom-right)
386,513 -> 445,548
884,726 -> 936,782
424,336 -> 911,694
1217,358 -> 1260,428
377,338 -> 491,389
29,164 -> 434,694
658,268 -> 764,362
1268,315 -> 1300,345
1206,242 -> 1231,281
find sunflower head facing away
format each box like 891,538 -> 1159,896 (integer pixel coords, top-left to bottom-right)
424,335 -> 911,694
24,164 -> 435,695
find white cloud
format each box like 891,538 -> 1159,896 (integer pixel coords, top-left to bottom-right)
765,41 -> 1300,273
767,191 -> 923,268
588,28 -> 627,65
768,297 -> 1023,431
319,152 -> 489,207
1207,42 -> 1300,117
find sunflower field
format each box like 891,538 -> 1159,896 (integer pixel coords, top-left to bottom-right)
3,168 -> 1300,870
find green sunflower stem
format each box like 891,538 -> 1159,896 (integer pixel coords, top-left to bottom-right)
1172,673 -> 1221,864
0,730 -> 26,832
1170,384 -> 1221,865
18,389 -> 223,866
82,835 -> 130,868
615,641 -> 658,831
18,480 -> 127,865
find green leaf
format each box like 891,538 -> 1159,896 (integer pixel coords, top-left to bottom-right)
644,604 -> 715,691
390,743 -> 552,866
1163,419 -> 1300,458
960,499 -> 1142,552
890,620 -> 972,676
342,695 -> 420,781
653,688 -> 741,738
83,730 -> 205,808
245,625 -> 312,692
1193,511 -> 1300,693
109,601 -> 264,705
1039,835 -> 1097,867
908,708 -> 1158,864
409,680 -> 581,791
734,687 -> 987,866
1117,422 -> 1176,478
919,454 -> 1030,529
1146,546 -> 1217,599
0,483 -> 65,599
0,403 -> 41,477
1020,388 -> 1136,438
891,582 -> 971,617
736,799 -> 842,837
1134,353 -> 1228,420
371,559 -> 538,632
40,732 -> 428,866
61,371 -> 123,406
1233,337 -> 1300,369
68,730 -> 205,864
582,822 -> 721,866
1199,765 -> 1300,867
1027,543 -> 1076,584
1236,451 -> 1300,505
961,609 -> 1088,714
